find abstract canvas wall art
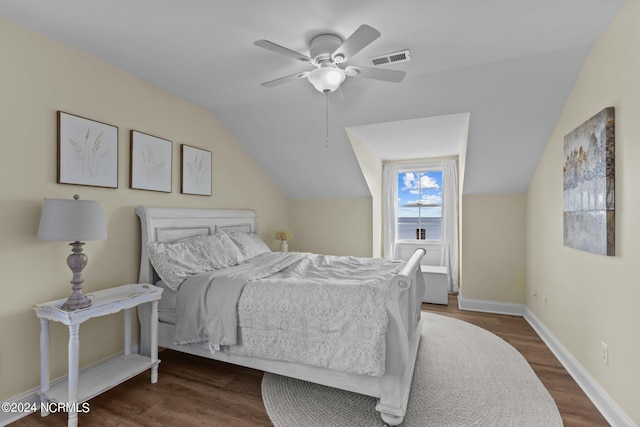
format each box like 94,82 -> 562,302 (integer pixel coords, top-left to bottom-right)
563,107 -> 615,256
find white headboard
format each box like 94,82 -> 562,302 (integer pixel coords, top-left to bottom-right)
135,206 -> 257,284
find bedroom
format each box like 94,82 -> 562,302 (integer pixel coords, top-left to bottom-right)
0,1 -> 639,426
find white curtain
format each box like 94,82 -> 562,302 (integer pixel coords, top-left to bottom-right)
441,159 -> 459,292
383,160 -> 459,292
382,163 -> 399,258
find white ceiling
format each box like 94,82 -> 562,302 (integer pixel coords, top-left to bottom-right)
0,0 -> 625,198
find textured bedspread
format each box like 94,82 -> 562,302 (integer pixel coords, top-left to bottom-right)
174,252 -> 404,376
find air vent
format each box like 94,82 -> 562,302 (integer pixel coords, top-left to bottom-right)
370,49 -> 411,66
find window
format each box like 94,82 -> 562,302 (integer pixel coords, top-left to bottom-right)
396,169 -> 443,241
383,159 -> 457,290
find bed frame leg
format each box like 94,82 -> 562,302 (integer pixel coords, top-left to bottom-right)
376,316 -> 422,426
379,412 -> 404,426
376,385 -> 406,426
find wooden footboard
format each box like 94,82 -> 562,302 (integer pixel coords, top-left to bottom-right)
376,248 -> 425,425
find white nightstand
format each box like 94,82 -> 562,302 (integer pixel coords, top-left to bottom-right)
33,284 -> 163,427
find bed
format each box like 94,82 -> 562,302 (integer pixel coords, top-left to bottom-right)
135,206 -> 425,425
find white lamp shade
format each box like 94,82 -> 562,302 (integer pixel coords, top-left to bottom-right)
38,198 -> 107,241
308,67 -> 346,93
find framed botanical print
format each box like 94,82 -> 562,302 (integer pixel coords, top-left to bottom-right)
57,111 -> 118,188
181,144 -> 212,196
130,130 -> 172,192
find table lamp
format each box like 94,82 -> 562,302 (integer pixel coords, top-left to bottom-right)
37,195 -> 107,310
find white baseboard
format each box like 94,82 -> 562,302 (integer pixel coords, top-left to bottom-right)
457,295 -> 525,316
524,308 -> 636,427
0,346 -> 140,427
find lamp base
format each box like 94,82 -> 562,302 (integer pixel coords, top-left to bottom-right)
61,241 -> 92,311
61,291 -> 92,311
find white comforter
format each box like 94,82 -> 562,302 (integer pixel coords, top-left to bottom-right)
174,252 -> 404,376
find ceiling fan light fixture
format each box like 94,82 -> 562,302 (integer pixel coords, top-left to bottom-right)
308,66 -> 346,93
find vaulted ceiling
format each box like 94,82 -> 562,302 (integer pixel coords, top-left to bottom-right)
0,0 -> 625,198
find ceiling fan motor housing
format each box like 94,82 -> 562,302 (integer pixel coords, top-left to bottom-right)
310,34 -> 343,63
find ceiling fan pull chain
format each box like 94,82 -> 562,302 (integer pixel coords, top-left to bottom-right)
325,93 -> 329,149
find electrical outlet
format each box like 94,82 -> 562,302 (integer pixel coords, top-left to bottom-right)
543,296 -> 547,310
601,342 -> 608,366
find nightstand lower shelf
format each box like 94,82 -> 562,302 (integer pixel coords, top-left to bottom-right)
41,354 -> 160,404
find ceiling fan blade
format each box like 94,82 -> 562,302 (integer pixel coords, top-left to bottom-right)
261,71 -> 310,88
332,25 -> 381,62
254,40 -> 313,63
345,66 -> 405,83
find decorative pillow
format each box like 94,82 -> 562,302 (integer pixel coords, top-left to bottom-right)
226,231 -> 271,261
208,231 -> 244,269
147,232 -> 243,291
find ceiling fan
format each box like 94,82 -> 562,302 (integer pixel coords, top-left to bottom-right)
254,25 -> 406,95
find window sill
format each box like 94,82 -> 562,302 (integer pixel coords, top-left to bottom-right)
395,241 -> 442,265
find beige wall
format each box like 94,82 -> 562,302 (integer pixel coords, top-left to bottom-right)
347,130 -> 383,257
460,193 -> 526,303
0,17 -> 288,400
526,0 -> 640,423
287,198 -> 373,257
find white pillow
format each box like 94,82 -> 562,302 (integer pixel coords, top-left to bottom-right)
208,231 -> 244,268
226,231 -> 271,261
147,232 -> 243,291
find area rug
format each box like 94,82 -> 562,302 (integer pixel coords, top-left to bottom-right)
262,312 -> 563,426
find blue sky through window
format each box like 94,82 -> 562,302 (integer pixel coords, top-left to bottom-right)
397,170 -> 443,218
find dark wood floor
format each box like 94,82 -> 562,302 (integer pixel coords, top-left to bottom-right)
14,295 -> 609,426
